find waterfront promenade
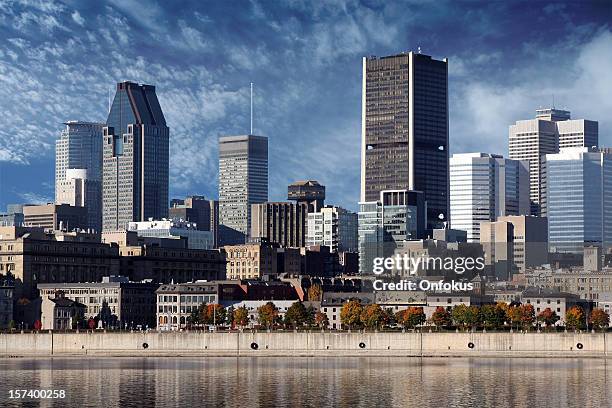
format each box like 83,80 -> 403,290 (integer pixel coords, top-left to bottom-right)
0,331 -> 610,358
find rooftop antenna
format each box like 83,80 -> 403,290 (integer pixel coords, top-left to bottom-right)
552,95 -> 555,109
108,87 -> 112,114
250,82 -> 253,135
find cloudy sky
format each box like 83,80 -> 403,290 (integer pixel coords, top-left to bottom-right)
0,0 -> 610,212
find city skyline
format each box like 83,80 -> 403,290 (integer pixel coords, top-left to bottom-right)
0,1 -> 611,213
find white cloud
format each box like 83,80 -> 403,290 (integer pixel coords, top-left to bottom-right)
18,192 -> 52,205
71,10 -> 85,26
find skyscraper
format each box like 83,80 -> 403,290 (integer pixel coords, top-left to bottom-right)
509,108 -> 598,216
288,180 -> 326,212
218,135 -> 268,244
361,52 -> 449,230
55,121 -> 103,231
102,82 -> 169,232
544,147 -> 612,253
450,153 -> 530,242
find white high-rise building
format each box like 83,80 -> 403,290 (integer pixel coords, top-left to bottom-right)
55,121 -> 103,231
450,153 -> 529,242
306,206 -> 358,253
218,135 -> 268,245
509,108 -> 598,216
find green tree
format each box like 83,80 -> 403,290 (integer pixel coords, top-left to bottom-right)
360,304 -> 386,330
257,302 -> 279,328
305,306 -> 316,326
431,306 -> 452,328
396,307 -> 426,329
285,301 -> 308,328
340,299 -> 363,329
565,306 -> 585,330
480,304 -> 506,330
8,320 -> 15,331
233,306 -> 250,327
589,308 -> 609,330
452,304 -> 480,330
72,310 -> 84,330
537,308 -> 560,330
226,306 -> 235,326
315,312 -> 329,328
384,308 -> 396,327
188,308 -> 200,327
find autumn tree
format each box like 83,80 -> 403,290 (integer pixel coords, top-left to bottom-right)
233,306 -> 250,327
520,304 -> 535,330
284,301 -> 308,328
507,306 -> 523,330
396,307 -> 426,329
431,306 -> 452,329
588,308 -> 610,331
257,302 -> 279,328
360,304 -> 386,330
452,304 -> 480,330
537,308 -> 560,330
340,299 -> 363,329
308,284 -> 322,301
315,312 -> 329,328
565,306 -> 585,331
480,304 -> 506,330
200,304 -> 226,325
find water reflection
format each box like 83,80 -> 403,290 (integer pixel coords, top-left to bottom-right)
0,357 -> 609,407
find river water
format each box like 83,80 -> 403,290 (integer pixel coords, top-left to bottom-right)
0,357 -> 609,407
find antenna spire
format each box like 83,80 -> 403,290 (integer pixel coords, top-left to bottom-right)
108,87 -> 112,114
250,82 -> 253,135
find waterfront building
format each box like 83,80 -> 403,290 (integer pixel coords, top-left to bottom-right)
40,291 -> 87,330
307,206 -> 358,253
102,82 -> 169,232
450,153 -> 529,241
23,203 -> 88,231
544,147 -> 612,253
520,287 -> 593,326
128,219 -> 213,249
55,121 -> 103,231
509,108 -> 598,215
361,52 -> 449,229
0,226 -> 120,299
38,276 -> 159,329
218,135 -> 268,245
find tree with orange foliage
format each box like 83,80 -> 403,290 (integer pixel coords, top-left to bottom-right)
431,306 -> 452,328
565,306 -> 585,330
396,306 -> 426,329
314,312 -> 329,328
589,308 -> 610,330
537,308 -> 560,330
340,299 -> 363,329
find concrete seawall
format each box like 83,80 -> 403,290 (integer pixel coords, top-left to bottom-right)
0,331 -> 609,358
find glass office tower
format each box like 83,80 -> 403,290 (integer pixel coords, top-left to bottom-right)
102,82 -> 169,231
361,52 -> 448,230
545,147 -> 612,253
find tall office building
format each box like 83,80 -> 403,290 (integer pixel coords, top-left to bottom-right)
361,52 -> 449,229
358,190 -> 426,274
450,153 -> 529,241
55,121 -> 103,231
102,82 -> 169,232
509,108 -> 598,216
544,147 -> 612,253
218,135 -> 268,245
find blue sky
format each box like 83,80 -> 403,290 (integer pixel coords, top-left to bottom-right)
0,0 -> 610,212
